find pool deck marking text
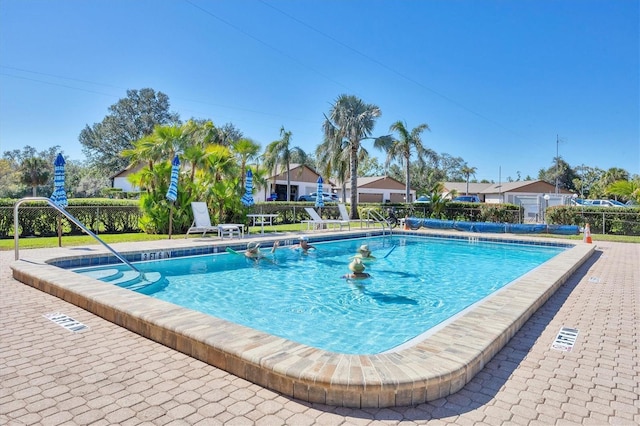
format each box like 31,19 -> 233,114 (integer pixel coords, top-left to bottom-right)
551,326 -> 579,352
43,312 -> 89,333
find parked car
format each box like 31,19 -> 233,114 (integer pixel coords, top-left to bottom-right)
570,198 -> 586,206
413,195 -> 431,203
297,192 -> 338,202
583,199 -> 627,208
452,195 -> 481,203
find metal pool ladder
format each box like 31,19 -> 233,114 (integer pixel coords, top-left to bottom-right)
365,209 -> 394,235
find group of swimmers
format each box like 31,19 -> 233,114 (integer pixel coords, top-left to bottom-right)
243,237 -> 375,280
343,244 -> 375,280
243,235 -> 315,261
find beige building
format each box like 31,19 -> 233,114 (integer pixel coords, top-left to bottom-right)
110,163 -> 144,193
443,180 -> 576,223
264,164 -> 334,201
342,176 -> 416,203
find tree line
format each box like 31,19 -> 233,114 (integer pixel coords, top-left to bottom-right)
2,88 -> 638,221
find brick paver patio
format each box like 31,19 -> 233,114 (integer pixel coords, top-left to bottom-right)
1,240 -> 638,425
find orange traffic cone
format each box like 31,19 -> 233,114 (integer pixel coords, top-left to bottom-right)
404,216 -> 410,230
583,223 -> 592,244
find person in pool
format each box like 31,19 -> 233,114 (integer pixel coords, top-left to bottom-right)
291,236 -> 315,253
353,244 -> 375,261
245,241 -> 279,261
341,258 -> 370,280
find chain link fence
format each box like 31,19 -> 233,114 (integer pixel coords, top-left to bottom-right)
579,211 -> 640,235
1,205 -> 143,238
2,203 -> 638,238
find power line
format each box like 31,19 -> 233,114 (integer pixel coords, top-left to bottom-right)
0,71 -> 121,99
0,67 -> 313,123
257,0 -> 525,140
183,0 -> 350,92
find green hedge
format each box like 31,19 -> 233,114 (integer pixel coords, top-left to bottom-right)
547,205 -> 640,235
0,198 -> 142,238
11,199 -> 630,238
350,202 -> 522,224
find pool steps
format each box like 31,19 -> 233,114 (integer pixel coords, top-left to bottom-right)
78,269 -> 163,291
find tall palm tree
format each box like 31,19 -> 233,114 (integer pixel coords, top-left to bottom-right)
322,94 -> 390,219
385,120 -> 432,202
460,164 -> 477,195
262,127 -> 305,201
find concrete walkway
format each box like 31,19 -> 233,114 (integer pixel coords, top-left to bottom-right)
1,240 -> 638,425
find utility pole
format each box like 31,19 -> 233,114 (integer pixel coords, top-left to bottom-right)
555,134 -> 559,194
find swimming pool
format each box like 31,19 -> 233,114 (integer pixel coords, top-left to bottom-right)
10,229 -> 595,407
74,235 -> 565,354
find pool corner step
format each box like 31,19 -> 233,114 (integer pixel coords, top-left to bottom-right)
81,268 -> 124,282
119,272 -> 164,291
110,270 -> 147,287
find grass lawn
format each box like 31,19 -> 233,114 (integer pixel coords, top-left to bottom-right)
2,222 -> 638,251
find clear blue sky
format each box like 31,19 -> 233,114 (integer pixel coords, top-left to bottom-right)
1,0 -> 638,182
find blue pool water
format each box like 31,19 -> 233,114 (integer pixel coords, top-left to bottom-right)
74,236 -> 565,354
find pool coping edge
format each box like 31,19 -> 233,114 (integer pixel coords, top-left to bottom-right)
9,232 -> 595,408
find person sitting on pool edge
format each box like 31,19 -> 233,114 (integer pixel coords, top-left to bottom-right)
291,235 -> 315,253
342,258 -> 370,280
245,240 -> 279,261
354,244 -> 375,261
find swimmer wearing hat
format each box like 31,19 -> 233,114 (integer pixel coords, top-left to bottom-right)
342,258 -> 371,280
291,235 -> 315,253
353,244 -> 376,261
245,240 -> 279,261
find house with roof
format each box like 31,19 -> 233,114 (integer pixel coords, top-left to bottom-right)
442,180 -> 574,203
443,180 -> 576,223
343,176 -> 416,203
265,165 -> 415,203
441,182 -> 492,201
480,180 -> 573,204
110,163 -> 144,193
264,164 -> 337,201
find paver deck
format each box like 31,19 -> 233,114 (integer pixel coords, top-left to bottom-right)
1,235 -> 638,425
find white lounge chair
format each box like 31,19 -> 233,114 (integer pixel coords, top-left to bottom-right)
302,207 -> 349,231
337,203 -> 352,230
338,203 -> 378,229
186,202 -> 243,239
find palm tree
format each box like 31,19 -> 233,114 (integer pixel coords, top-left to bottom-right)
123,124 -> 187,194
460,164 -> 477,195
322,94 -> 390,219
316,138 -> 350,202
601,167 -> 629,188
385,120 -> 433,202
200,145 -> 238,222
20,157 -> 50,197
249,162 -> 271,200
606,179 -> 639,203
231,138 -> 261,188
262,127 -> 305,201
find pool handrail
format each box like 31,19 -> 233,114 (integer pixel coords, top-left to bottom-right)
365,208 -> 392,235
13,197 -> 143,277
